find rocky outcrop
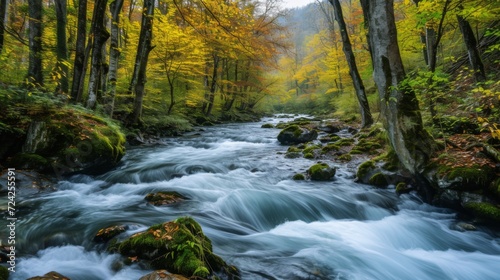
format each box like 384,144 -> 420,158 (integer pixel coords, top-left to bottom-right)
116,217 -> 239,279
277,125 -> 318,145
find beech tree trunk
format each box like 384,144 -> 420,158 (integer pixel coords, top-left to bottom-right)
0,0 -> 7,52
363,0 -> 435,175
457,14 -> 486,82
70,0 -> 87,103
104,0 -> 125,117
55,0 -> 69,94
128,0 -> 155,125
86,0 -> 110,109
27,0 -> 43,87
203,53 -> 219,116
329,0 -> 373,128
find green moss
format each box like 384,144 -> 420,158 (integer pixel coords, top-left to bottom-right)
321,143 -> 340,154
395,182 -> 410,195
304,153 -> 314,159
337,154 -> 352,162
293,173 -> 305,180
353,139 -> 383,154
446,166 -> 493,190
287,146 -> 302,153
464,202 -> 500,223
261,123 -> 274,128
357,160 -> 375,179
335,138 -> 355,146
307,163 -> 336,181
349,149 -> 363,155
285,152 -> 302,159
117,217 -> 234,278
369,173 -> 389,188
303,144 -> 322,154
9,153 -> 49,170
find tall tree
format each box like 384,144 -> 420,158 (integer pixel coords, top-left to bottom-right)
127,0 -> 155,125
0,0 -> 7,52
70,0 -> 87,103
27,0 -> 43,87
328,0 -> 373,128
104,0 -> 125,116
87,0 -> 110,109
362,0 -> 435,181
456,13 -> 486,82
55,0 -> 69,94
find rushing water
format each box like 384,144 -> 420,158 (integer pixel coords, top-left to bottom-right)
4,115 -> 500,279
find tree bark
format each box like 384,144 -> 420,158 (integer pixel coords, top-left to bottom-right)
203,53 -> 219,116
363,0 -> 435,175
27,0 -> 43,87
70,0 -> 87,103
457,14 -> 486,82
128,0 -> 155,125
104,0 -> 125,117
86,0 -> 110,109
0,0 -> 7,52
329,0 -> 373,128
55,0 -> 69,95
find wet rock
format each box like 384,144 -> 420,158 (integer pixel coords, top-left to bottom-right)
368,173 -> 389,188
261,123 -> 274,128
93,225 -> 127,243
117,217 -> 240,279
27,271 -> 71,280
139,270 -> 189,280
307,163 -> 336,181
277,125 -> 318,145
145,191 -> 186,206
292,173 -> 305,180
463,202 -> 500,223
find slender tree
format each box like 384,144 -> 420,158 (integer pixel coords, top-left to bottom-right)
55,0 -> 69,94
70,0 -> 87,103
0,0 -> 7,52
87,0 -> 110,109
27,0 -> 43,87
128,0 -> 155,125
104,0 -> 125,116
362,0 -> 435,186
457,13 -> 486,82
328,0 -> 373,128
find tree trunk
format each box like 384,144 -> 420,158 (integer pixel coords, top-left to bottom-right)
364,0 -> 435,175
27,0 -> 43,87
0,0 -> 7,52
70,0 -> 87,103
329,0 -> 373,128
128,0 -> 155,125
104,0 -> 124,117
204,53 -> 219,116
55,0 -> 69,95
359,0 -> 373,65
86,0 -> 110,109
457,14 -> 486,82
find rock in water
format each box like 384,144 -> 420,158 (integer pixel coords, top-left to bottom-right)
307,163 -> 336,181
117,217 -> 240,279
277,125 -> 318,144
27,271 -> 71,280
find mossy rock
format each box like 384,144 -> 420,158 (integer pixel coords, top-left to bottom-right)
357,160 -> 376,182
145,191 -> 186,206
335,138 -> 355,146
395,182 -> 411,195
287,146 -> 302,153
337,154 -> 352,162
277,125 -> 318,145
94,225 -> 127,243
463,202 -> 500,223
304,153 -> 315,159
261,123 -> 274,128
307,163 -> 336,181
285,152 -> 302,159
117,217 -> 239,279
9,153 -> 50,171
302,144 -> 322,154
444,166 -> 494,191
319,134 -> 341,143
369,173 -> 389,188
349,149 -> 364,155
321,143 -> 340,154
353,139 -> 383,154
293,173 -> 305,180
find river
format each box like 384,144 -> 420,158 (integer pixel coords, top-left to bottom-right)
6,115 -> 500,279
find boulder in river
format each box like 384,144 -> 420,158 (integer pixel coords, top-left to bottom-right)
145,191 -> 186,206
93,225 -> 127,243
307,163 -> 336,181
139,270 -> 189,280
117,217 -> 239,279
27,271 -> 71,280
277,125 -> 318,145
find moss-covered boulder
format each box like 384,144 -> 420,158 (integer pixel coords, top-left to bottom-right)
369,173 -> 389,188
293,173 -> 305,180
277,125 -> 318,145
307,163 -> 336,181
145,191 -> 186,206
261,123 -> 274,128
395,182 -> 412,195
464,202 -> 500,224
0,266 -> 9,280
356,160 -> 376,183
117,217 -> 239,279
